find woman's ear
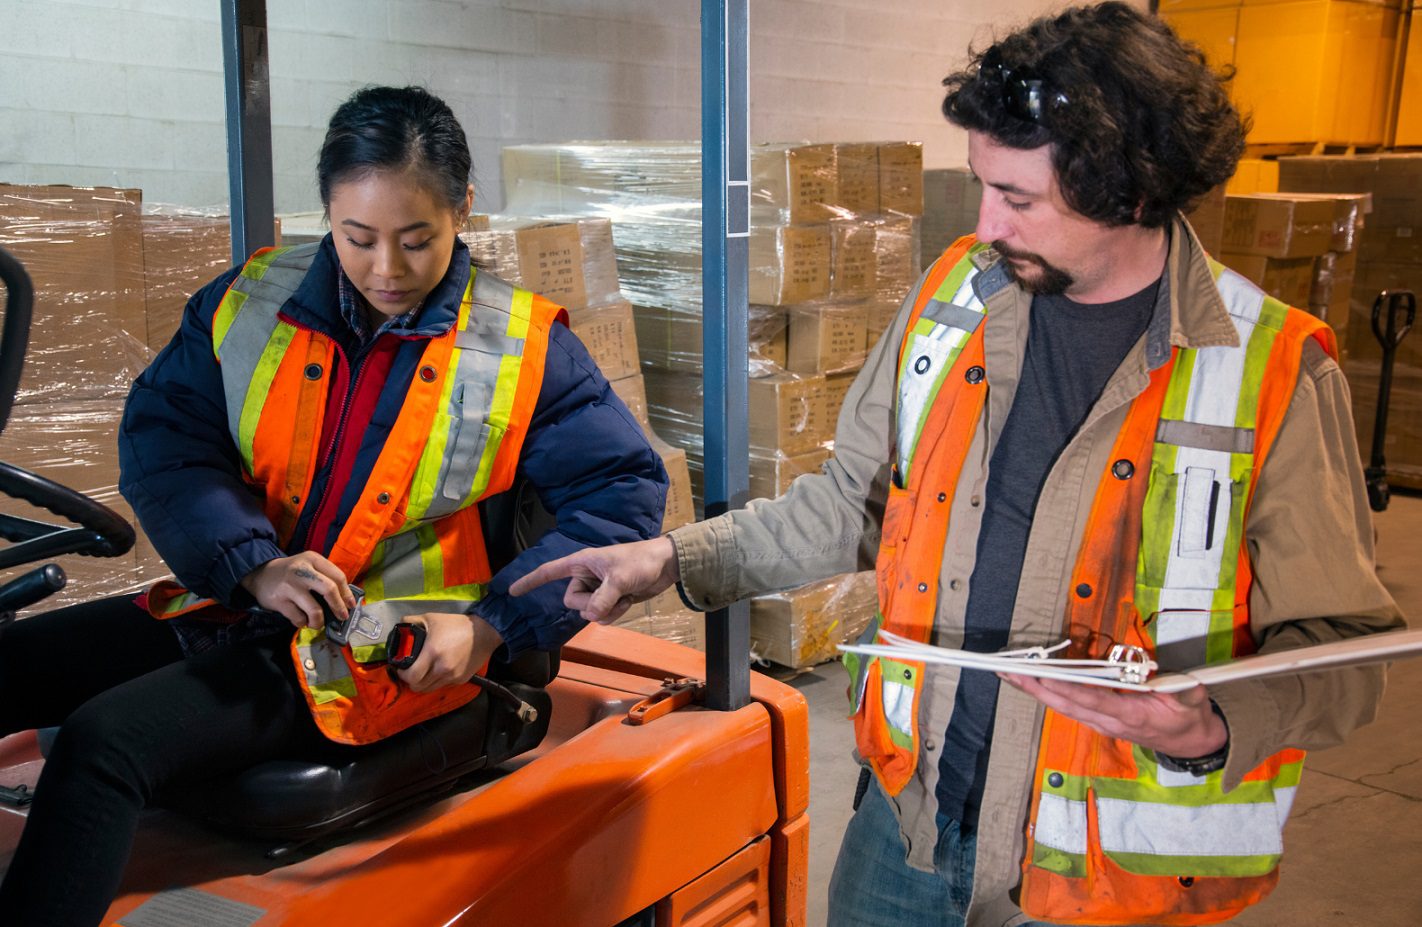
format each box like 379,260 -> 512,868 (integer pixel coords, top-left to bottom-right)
461,184 -> 475,224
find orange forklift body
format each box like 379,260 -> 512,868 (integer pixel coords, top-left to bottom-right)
0,624 -> 809,926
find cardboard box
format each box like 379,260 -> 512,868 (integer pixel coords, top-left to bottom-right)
634,303 -> 787,374
613,586 -> 705,651
1222,194 -> 1336,258
872,214 -> 923,307
1358,226 -> 1422,264
751,143 -> 839,224
786,302 -> 869,376
1161,7 -> 1241,75
1310,249 -> 1357,349
569,298 -> 639,381
0,184 -> 149,404
1351,261 -> 1422,370
922,168 -> 982,261
749,446 -> 831,499
834,143 -> 881,215
648,431 -> 695,532
1233,1 -> 1402,147
747,372 -> 831,456
0,399 -> 144,614
462,218 -> 619,310
877,142 -> 924,216
830,219 -> 878,300
749,224 -> 831,305
750,571 -> 876,669
1221,253 -> 1318,307
141,212 -> 236,352
1346,357 -> 1422,485
609,372 -> 649,428
823,369 -> 860,426
1187,183 -> 1228,256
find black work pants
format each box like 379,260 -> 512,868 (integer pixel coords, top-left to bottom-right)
0,595 -> 327,927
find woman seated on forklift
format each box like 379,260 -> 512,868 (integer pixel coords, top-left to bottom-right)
0,85 -> 667,926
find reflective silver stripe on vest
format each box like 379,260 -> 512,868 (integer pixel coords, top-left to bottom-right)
376,529 -> 426,599
1153,271 -> 1268,670
895,270 -> 984,474
361,598 -> 480,623
296,635 -> 355,702
423,271 -> 522,518
1096,795 -> 1286,858
1035,793 -> 1089,855
215,244 -> 322,451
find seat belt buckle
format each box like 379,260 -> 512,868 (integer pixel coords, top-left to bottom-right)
321,585 -> 382,647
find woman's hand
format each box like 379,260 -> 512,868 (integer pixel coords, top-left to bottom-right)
239,552 -> 355,631
395,613 -> 505,693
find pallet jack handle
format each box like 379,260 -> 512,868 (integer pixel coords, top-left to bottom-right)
1365,289 -> 1416,513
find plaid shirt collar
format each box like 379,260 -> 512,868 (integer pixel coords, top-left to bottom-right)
337,269 -> 424,346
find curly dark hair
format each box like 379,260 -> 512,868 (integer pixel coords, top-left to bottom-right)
942,2 -> 1246,229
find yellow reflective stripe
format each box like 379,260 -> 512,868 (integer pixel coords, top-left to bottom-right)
211,289 -> 248,355
236,323 -> 296,470
359,541 -> 388,602
404,283 -> 473,521
506,285 -> 533,339
295,631 -> 357,705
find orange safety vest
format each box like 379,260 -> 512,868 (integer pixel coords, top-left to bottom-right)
843,235 -> 1336,924
145,243 -> 566,745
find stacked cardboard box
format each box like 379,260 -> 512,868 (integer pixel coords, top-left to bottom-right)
460,217 -> 695,534
750,571 -> 876,669
0,184 -> 180,610
1219,191 -> 1366,355
502,141 -> 918,665
1273,153 -> 1422,485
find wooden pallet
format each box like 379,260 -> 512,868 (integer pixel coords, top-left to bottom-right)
1243,142 -> 1387,159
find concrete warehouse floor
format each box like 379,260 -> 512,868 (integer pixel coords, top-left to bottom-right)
785,492 -> 1422,927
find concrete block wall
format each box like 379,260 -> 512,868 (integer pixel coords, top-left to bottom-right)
1,0 -> 1143,214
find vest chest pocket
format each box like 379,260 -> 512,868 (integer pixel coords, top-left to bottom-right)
1139,461 -> 1250,592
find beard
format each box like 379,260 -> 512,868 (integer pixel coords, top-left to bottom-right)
993,241 -> 1075,296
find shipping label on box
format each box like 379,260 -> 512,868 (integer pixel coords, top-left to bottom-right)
1222,194 -> 1336,258
786,303 -> 868,376
569,299 -> 640,380
514,223 -> 587,309
748,372 -> 830,455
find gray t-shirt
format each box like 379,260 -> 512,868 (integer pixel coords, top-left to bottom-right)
935,276 -> 1160,828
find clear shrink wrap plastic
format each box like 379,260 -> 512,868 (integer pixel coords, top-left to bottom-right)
501,141 -> 924,666
0,188 -> 262,614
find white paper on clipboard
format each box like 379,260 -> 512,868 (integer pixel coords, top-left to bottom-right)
839,627 -> 1422,693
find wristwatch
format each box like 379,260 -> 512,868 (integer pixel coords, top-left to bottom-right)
1156,701 -> 1230,776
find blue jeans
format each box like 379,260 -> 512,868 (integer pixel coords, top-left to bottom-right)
827,775 -> 1051,927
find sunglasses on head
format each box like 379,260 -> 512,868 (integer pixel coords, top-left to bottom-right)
979,46 -> 1070,124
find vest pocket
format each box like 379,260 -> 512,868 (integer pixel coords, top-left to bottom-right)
875,483 -> 916,611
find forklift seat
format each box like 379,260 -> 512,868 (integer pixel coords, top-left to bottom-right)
158,648 -> 558,845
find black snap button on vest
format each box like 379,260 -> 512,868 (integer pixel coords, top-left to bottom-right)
1076,583 -> 1093,598
970,495 -> 981,507
1048,772 -> 1065,788
937,492 -> 947,502
1112,459 -> 1135,480
1178,877 -> 1196,888
964,365 -> 985,384
377,492 -> 391,505
303,363 -> 322,380
289,494 -> 300,505
949,579 -> 961,591
419,365 -> 437,382
914,355 -> 931,375
917,582 -> 928,593
903,668 -> 913,680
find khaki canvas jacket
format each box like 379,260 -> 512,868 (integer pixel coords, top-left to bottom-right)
670,217 -> 1405,926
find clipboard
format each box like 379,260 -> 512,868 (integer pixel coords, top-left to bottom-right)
839,627 -> 1422,693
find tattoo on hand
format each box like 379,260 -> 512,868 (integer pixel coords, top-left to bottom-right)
295,567 -> 318,582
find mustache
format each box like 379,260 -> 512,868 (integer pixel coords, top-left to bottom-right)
992,241 -> 1049,267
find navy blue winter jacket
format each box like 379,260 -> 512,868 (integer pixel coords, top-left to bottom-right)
118,236 -> 667,657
